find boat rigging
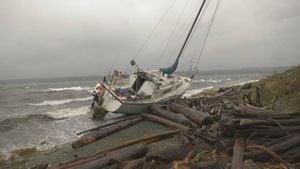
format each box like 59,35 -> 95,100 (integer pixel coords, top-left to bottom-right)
90,0 -> 221,118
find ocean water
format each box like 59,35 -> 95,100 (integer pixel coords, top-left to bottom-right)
0,67 -> 288,155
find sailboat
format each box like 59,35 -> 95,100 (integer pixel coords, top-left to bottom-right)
91,0 -> 207,116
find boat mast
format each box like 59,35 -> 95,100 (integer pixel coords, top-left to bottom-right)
159,0 -> 207,75
176,0 -> 207,59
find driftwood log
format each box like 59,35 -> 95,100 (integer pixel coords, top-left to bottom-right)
72,116 -> 143,149
170,103 -> 209,126
57,130 -> 180,169
53,83 -> 300,169
56,144 -> 147,169
97,129 -> 181,155
231,138 -> 244,169
141,113 -> 190,131
151,104 -> 195,127
76,115 -> 140,135
122,158 -> 145,169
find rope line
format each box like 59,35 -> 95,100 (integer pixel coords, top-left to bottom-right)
193,0 -> 222,74
132,0 -> 177,60
159,0 -> 189,67
175,0 -> 207,60
184,0 -> 211,72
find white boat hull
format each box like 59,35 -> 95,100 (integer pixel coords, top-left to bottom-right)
92,71 -> 191,115
113,95 -> 181,114
114,103 -> 151,114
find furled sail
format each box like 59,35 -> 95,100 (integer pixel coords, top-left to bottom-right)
159,56 -> 179,75
159,0 -> 207,76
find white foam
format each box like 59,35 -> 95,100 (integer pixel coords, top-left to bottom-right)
47,86 -> 93,92
44,106 -> 90,119
232,79 -> 259,86
182,86 -> 214,98
28,97 -> 92,106
193,78 -> 222,83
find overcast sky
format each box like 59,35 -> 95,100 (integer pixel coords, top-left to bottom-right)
0,0 -> 299,80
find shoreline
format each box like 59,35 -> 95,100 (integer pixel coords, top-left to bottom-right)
1,66 -> 299,168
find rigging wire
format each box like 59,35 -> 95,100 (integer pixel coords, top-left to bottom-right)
175,0 -> 207,61
193,0 -> 222,74
175,0 -> 209,95
188,0 -> 211,63
109,0 -> 176,78
182,0 -> 211,73
163,3 -> 197,66
158,0 -> 189,67
132,0 -> 177,61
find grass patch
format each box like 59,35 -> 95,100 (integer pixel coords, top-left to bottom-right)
0,155 -> 6,167
258,66 -> 300,112
201,89 -> 219,96
10,147 -> 37,158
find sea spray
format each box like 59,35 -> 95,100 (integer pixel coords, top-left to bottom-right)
182,86 -> 214,98
28,97 -> 92,106
44,106 -> 90,119
47,86 -> 93,92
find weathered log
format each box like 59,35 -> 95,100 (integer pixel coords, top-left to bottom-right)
76,115 -> 139,135
146,143 -> 197,162
143,159 -> 172,169
56,130 -> 179,169
245,135 -> 300,163
56,144 -> 147,169
97,129 -> 181,155
266,134 -> 295,147
239,119 -> 268,126
122,158 -> 145,169
281,146 -> 300,163
141,113 -> 190,131
246,145 -> 290,168
171,150 -> 197,169
210,88 -> 233,99
231,137 -> 244,169
233,105 -> 298,119
151,104 -> 195,127
268,135 -> 300,153
239,118 -> 300,126
233,129 -> 287,138
187,131 -> 216,142
103,163 -> 120,169
74,144 -> 148,169
170,103 -> 209,126
184,150 -> 197,163
143,113 -> 215,143
72,116 -> 143,149
242,103 -> 278,113
190,160 -> 227,169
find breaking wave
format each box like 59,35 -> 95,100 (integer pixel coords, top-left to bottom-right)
182,86 -> 214,98
231,79 -> 259,86
47,86 -> 93,92
28,97 -> 92,106
193,79 -> 222,83
44,106 -> 90,119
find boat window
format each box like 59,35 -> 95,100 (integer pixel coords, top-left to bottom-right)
132,75 -> 147,92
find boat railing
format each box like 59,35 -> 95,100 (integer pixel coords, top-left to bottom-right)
98,81 -> 125,104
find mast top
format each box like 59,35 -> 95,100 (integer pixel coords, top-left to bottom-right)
160,0 -> 207,75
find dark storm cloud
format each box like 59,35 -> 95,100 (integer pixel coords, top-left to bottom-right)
0,0 -> 299,80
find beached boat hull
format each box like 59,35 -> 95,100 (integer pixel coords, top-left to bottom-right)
113,95 -> 181,114
91,71 -> 191,116
114,103 -> 151,114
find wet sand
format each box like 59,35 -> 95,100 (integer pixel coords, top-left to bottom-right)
3,120 -> 179,169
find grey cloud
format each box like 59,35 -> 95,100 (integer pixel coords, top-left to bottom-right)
0,0 -> 299,80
